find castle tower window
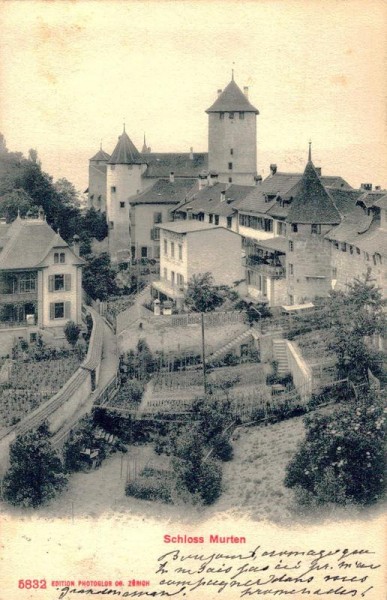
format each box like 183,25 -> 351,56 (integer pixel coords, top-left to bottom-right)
291,224 -> 298,233
289,263 -> 294,275
111,186 -> 116,193
228,177 -> 233,183
120,201 -> 125,208
228,162 -> 233,170
311,224 -> 321,234
230,148 -> 234,155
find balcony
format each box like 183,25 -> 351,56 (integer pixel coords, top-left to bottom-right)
244,256 -> 285,279
0,290 -> 38,303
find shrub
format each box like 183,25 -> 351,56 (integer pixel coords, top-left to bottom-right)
125,474 -> 172,503
64,320 -> 81,347
285,388 -> 386,506
212,434 -> 234,461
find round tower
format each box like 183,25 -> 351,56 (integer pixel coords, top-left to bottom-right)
206,76 -> 259,186
106,127 -> 148,261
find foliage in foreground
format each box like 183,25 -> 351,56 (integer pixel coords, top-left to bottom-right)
285,388 -> 386,506
3,422 -> 67,508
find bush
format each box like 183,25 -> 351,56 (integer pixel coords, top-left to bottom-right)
285,388 -> 386,506
64,321 -> 81,347
125,474 -> 172,503
212,434 -> 234,461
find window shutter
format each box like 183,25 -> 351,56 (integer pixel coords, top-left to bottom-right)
64,301 -> 71,319
64,274 -> 71,291
50,303 -> 55,320
48,275 -> 54,292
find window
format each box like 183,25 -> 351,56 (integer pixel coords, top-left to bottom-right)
277,222 -> 286,236
164,239 -> 168,256
228,162 -> 233,170
120,201 -> 125,208
111,186 -> 116,193
264,219 -> 273,232
289,295 -> 294,306
171,271 -> 175,286
365,252 -> 370,261
177,273 -> 184,287
49,301 -> 70,320
230,148 -> 233,155
171,242 -> 175,258
141,246 -> 148,258
219,112 -> 224,120
341,243 -> 347,252
289,241 -> 294,252
228,177 -> 233,183
54,252 -> 66,264
214,215 -> 219,225
209,214 -> 213,224
291,224 -> 298,233
239,112 -> 244,119
109,221 -> 114,229
163,268 -> 167,279
229,112 -> 234,119
356,247 -> 361,255
311,224 -> 321,234
289,263 -> 294,275
332,267 -> 337,278
19,273 -> 36,293
227,216 -> 232,229
54,275 -> 64,291
178,244 -> 183,260
349,245 -> 354,255
153,212 -> 162,224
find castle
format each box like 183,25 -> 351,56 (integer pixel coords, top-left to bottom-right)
87,76 -> 386,307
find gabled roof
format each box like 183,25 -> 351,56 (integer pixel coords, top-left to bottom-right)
286,161 -> 341,225
373,194 -> 387,210
0,216 -> 84,270
174,183 -> 252,218
129,178 -> 197,206
143,152 -> 208,178
90,148 -> 111,162
206,79 -> 259,114
326,219 -> 387,257
108,130 -> 146,165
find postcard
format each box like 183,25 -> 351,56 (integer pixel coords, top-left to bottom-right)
0,1 -> 385,599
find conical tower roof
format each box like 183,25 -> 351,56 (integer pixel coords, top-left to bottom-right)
90,148 -> 111,162
108,128 -> 146,165
287,158 -> 341,225
206,79 -> 259,114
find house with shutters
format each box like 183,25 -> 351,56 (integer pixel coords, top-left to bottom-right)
0,211 -> 85,352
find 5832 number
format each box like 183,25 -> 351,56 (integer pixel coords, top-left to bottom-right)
18,580 -> 47,589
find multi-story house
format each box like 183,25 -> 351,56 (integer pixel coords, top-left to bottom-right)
0,211 -> 84,353
152,221 -> 244,309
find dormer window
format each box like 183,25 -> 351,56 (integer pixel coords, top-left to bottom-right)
54,252 -> 65,264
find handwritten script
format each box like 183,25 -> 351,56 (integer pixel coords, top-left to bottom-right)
55,544 -> 382,598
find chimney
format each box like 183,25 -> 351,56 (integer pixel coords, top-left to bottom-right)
72,234 -> 80,256
189,147 -> 194,160
254,175 -> 263,186
169,172 -> 175,183
315,167 -> 322,176
270,164 -> 277,175
217,89 -> 222,97
243,86 -> 249,98
198,173 -> 207,190
220,190 -> 226,202
360,183 -> 372,191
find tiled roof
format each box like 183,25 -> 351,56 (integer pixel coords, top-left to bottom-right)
143,153 -> 208,178
206,79 -> 259,114
158,221 -> 219,234
90,148 -> 111,162
129,178 -> 197,206
174,183 -> 253,218
357,190 -> 386,208
373,194 -> 387,209
326,219 -> 387,257
286,162 -> 341,224
0,216 -> 84,270
108,131 -> 146,165
325,187 -> 363,216
252,236 -> 288,254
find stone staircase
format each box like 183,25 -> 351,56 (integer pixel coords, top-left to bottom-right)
206,329 -> 254,364
272,338 -> 289,375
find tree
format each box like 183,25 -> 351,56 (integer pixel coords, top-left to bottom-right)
64,320 -> 81,347
284,387 -> 385,506
82,252 -> 119,300
54,177 -> 80,208
0,188 -> 35,222
80,207 -> 108,241
185,272 -> 224,313
3,421 -> 68,507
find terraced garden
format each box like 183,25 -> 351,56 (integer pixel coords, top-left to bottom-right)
0,353 -> 83,431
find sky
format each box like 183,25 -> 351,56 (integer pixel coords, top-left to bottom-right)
0,0 -> 386,193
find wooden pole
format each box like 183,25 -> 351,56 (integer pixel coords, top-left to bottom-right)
201,313 -> 207,395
